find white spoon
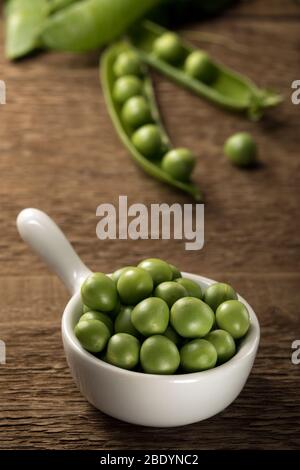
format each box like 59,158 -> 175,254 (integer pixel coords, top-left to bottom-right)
17,208 -> 260,427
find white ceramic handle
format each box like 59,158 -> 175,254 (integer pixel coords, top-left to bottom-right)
16,208 -> 91,295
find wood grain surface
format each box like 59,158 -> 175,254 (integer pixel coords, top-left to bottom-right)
0,0 -> 300,450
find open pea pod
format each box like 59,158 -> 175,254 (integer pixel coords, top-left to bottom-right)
129,21 -> 282,120
101,42 -> 203,201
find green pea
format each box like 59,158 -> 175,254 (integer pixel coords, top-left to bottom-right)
169,263 -> 181,280
113,50 -> 143,77
111,266 -> 135,284
113,75 -> 143,105
140,335 -> 180,374
206,329 -> 236,364
161,148 -> 196,182
132,124 -> 163,159
83,301 -> 120,319
154,281 -> 187,308
99,349 -> 108,362
204,282 -> 237,312
163,325 -> 182,346
75,319 -> 110,353
224,132 -> 257,167
175,278 -> 202,299
138,258 -> 173,286
171,297 -> 214,338
108,296 -> 121,319
180,339 -> 217,372
185,51 -> 218,84
117,267 -> 153,305
82,304 -> 90,313
131,297 -> 169,336
216,300 -> 250,339
79,311 -> 114,334
153,32 -> 184,65
106,333 -> 140,370
81,273 -> 118,312
122,96 -> 152,129
114,306 -> 140,338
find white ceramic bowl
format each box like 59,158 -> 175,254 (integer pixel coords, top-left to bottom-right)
17,208 -> 260,427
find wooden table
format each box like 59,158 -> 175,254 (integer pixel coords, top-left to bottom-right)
0,0 -> 299,450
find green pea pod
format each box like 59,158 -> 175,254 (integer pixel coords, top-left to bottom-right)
40,0 -> 162,53
101,42 -> 203,201
5,0 -> 50,60
129,20 -> 282,120
49,0 -> 79,13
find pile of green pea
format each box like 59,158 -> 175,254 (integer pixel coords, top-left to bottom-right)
75,258 -> 251,375
112,50 -> 197,182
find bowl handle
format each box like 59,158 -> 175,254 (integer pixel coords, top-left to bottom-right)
17,208 -> 91,295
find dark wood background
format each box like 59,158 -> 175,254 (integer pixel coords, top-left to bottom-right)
0,0 -> 300,450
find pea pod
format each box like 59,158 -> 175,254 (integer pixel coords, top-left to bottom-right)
40,0 -> 162,53
49,0 -> 79,13
101,41 -> 203,201
129,20 -> 282,120
5,0 -> 50,60
4,0 -> 80,60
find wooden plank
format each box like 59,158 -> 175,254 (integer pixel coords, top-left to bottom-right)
0,299 -> 299,450
0,273 -> 299,449
0,2 -> 300,450
228,0 -> 300,18
0,19 -> 299,278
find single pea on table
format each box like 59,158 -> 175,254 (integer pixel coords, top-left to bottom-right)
224,132 -> 257,168
75,258 -> 251,375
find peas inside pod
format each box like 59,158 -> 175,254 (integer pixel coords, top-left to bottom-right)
101,42 -> 202,201
129,21 -> 282,119
75,260 -> 251,374
113,48 -> 197,172
153,32 -> 218,86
